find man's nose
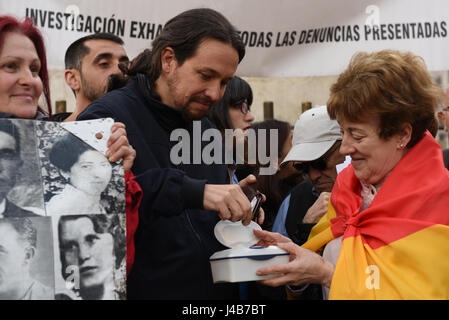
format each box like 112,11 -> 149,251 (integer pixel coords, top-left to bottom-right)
308,166 -> 322,182
205,81 -> 222,103
110,62 -> 122,76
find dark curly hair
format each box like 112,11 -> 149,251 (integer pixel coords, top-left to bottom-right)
49,134 -> 95,172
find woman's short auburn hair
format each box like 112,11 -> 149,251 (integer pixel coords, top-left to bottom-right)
327,50 -> 442,148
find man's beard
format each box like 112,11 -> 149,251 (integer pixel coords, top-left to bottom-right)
166,72 -> 214,121
81,75 -> 105,102
181,95 -> 214,121
81,73 -> 129,102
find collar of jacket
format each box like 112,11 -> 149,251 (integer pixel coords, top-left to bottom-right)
135,73 -> 188,132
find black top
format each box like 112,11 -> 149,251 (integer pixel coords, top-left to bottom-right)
286,179 -> 318,245
78,74 -> 238,299
52,112 -> 72,122
285,179 -> 323,300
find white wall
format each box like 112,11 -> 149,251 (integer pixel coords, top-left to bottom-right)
49,68 -> 76,114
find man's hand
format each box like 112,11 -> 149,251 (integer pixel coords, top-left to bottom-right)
105,122 -> 136,172
303,192 -> 330,224
238,174 -> 265,225
203,184 -> 253,225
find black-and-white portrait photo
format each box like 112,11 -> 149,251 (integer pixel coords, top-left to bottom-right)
0,217 -> 54,300
0,118 -> 126,300
36,121 -> 125,216
53,214 -> 126,300
0,119 -> 44,217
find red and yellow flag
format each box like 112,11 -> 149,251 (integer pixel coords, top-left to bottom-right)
303,132 -> 449,299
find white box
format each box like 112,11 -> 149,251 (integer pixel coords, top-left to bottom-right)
210,245 -> 290,283
209,220 -> 290,283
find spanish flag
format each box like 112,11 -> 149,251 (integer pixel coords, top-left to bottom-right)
303,132 -> 449,299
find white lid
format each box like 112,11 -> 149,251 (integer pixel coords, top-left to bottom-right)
214,220 -> 261,248
210,245 -> 288,261
60,118 -> 114,155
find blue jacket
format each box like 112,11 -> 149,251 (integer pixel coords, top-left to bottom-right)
78,74 -> 238,299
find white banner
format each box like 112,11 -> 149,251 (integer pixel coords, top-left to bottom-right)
1,0 -> 449,77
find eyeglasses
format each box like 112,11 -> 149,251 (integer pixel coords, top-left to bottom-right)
293,142 -> 341,175
293,158 -> 327,174
233,99 -> 250,115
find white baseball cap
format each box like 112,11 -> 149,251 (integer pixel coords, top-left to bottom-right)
281,105 -> 341,166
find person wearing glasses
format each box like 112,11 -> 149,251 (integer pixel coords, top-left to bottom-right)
272,106 -> 346,243
208,76 -> 267,300
255,50 -> 449,300
269,105 -> 347,299
207,76 -> 256,184
207,76 -> 266,228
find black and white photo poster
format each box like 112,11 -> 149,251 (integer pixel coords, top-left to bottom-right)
0,118 -> 126,300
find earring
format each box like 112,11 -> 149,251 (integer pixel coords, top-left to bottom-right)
399,143 -> 404,149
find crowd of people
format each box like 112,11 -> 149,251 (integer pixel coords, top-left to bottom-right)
0,7 -> 448,300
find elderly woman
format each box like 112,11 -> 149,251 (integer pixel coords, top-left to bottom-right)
255,50 -> 449,299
